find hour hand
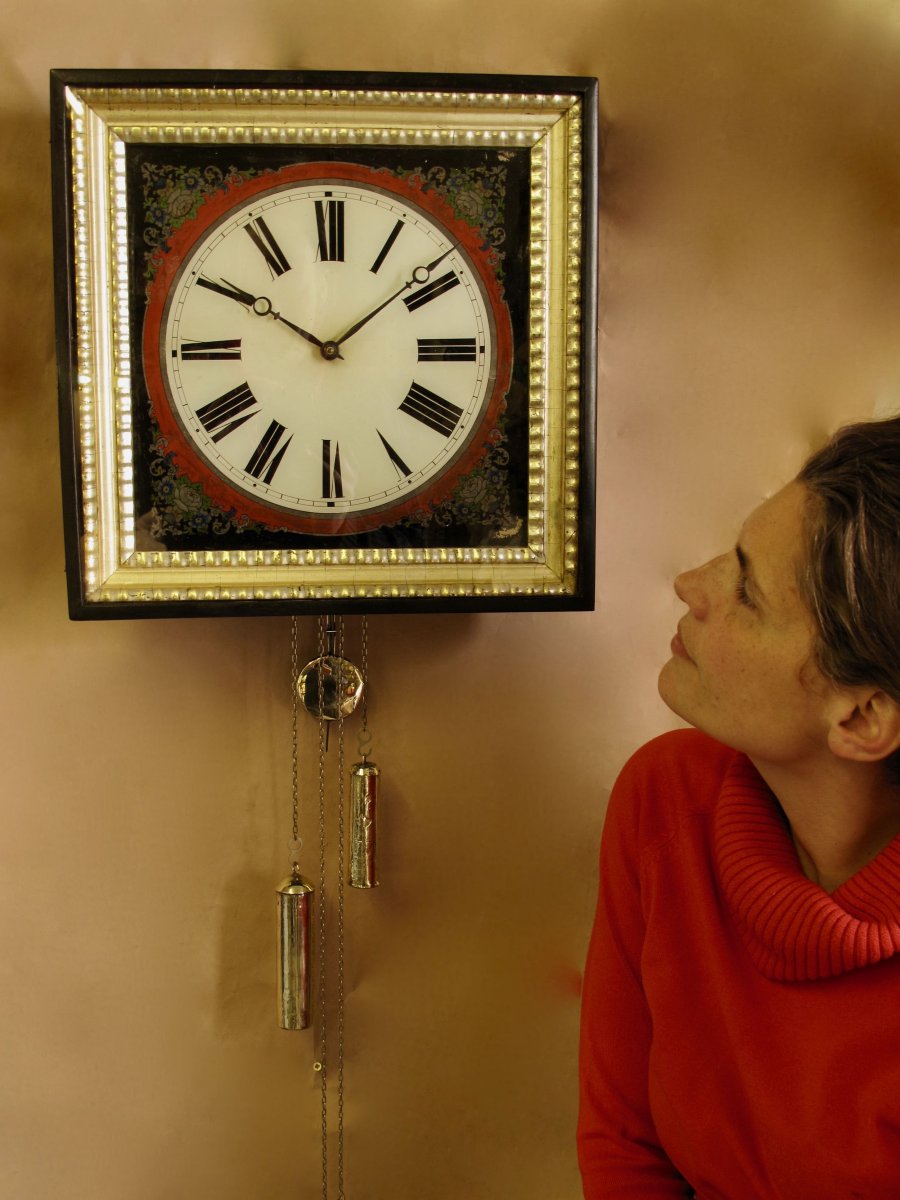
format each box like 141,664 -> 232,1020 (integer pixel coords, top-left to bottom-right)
262,302 -> 327,351
201,278 -> 326,350
197,276 -> 258,307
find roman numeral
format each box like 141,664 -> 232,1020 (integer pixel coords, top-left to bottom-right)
245,420 -> 293,484
179,338 -> 242,361
243,216 -> 291,277
377,431 -> 412,478
322,440 -> 344,501
370,219 -> 404,274
315,198 -> 345,262
416,338 -> 478,362
403,271 -> 460,313
399,382 -> 464,438
195,382 -> 259,442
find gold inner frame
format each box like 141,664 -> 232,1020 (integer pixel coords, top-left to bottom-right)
65,84 -> 587,604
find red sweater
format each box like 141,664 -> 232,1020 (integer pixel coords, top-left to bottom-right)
577,729 -> 900,1199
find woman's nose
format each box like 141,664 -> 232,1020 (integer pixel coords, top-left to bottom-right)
674,560 -> 714,618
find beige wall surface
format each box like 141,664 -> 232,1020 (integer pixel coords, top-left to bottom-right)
3,1 -> 900,1197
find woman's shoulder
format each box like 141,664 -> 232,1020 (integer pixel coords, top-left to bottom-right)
608,728 -> 739,837
620,727 -> 736,783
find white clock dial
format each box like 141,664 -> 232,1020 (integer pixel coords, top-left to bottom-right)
146,166 -> 511,533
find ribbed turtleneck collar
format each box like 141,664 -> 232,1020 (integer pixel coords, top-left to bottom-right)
713,754 -> 900,982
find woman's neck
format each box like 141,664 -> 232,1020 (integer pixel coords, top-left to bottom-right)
749,754 -> 900,893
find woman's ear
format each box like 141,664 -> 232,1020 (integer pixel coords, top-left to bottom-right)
826,688 -> 900,764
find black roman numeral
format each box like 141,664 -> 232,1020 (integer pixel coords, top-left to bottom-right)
416,338 -> 478,362
315,198 -> 345,262
245,420 -> 293,484
370,219 -> 404,274
377,431 -> 412,478
399,382 -> 464,437
322,440 -> 344,502
195,382 -> 259,442
403,271 -> 460,312
244,216 -> 291,277
179,338 -> 242,361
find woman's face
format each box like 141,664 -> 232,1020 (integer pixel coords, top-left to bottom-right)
658,481 -> 835,767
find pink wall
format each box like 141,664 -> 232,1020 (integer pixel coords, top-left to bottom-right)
2,1 -> 898,1196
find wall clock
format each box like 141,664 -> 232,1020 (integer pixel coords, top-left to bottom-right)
50,69 -> 598,617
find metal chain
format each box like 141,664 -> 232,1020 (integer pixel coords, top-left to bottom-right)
336,617 -> 347,1200
358,615 -> 373,761
360,616 -> 368,738
290,617 -> 301,868
316,614 -> 329,1200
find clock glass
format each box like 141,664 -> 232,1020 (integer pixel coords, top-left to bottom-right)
143,162 -> 514,537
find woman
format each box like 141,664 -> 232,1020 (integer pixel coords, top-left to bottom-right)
577,416 -> 900,1198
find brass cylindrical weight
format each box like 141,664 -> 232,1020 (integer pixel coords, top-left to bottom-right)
276,872 -> 314,1030
349,761 -> 380,888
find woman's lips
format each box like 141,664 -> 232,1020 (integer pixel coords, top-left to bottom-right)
671,627 -> 693,661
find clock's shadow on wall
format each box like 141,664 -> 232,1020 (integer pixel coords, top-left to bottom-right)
3,109 -> 63,601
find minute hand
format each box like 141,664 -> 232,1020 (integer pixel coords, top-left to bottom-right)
334,243 -> 460,347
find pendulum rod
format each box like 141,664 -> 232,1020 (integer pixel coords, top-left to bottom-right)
290,613 -> 355,1198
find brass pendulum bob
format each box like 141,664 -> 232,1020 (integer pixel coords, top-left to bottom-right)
296,618 -> 364,744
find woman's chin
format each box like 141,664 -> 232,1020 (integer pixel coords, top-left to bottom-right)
657,659 -> 694,723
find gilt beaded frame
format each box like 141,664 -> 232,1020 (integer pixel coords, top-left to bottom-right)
51,69 -> 598,618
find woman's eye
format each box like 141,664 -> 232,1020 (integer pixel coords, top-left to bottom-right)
736,577 -> 755,608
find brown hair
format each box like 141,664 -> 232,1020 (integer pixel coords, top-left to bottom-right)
797,415 -> 900,772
